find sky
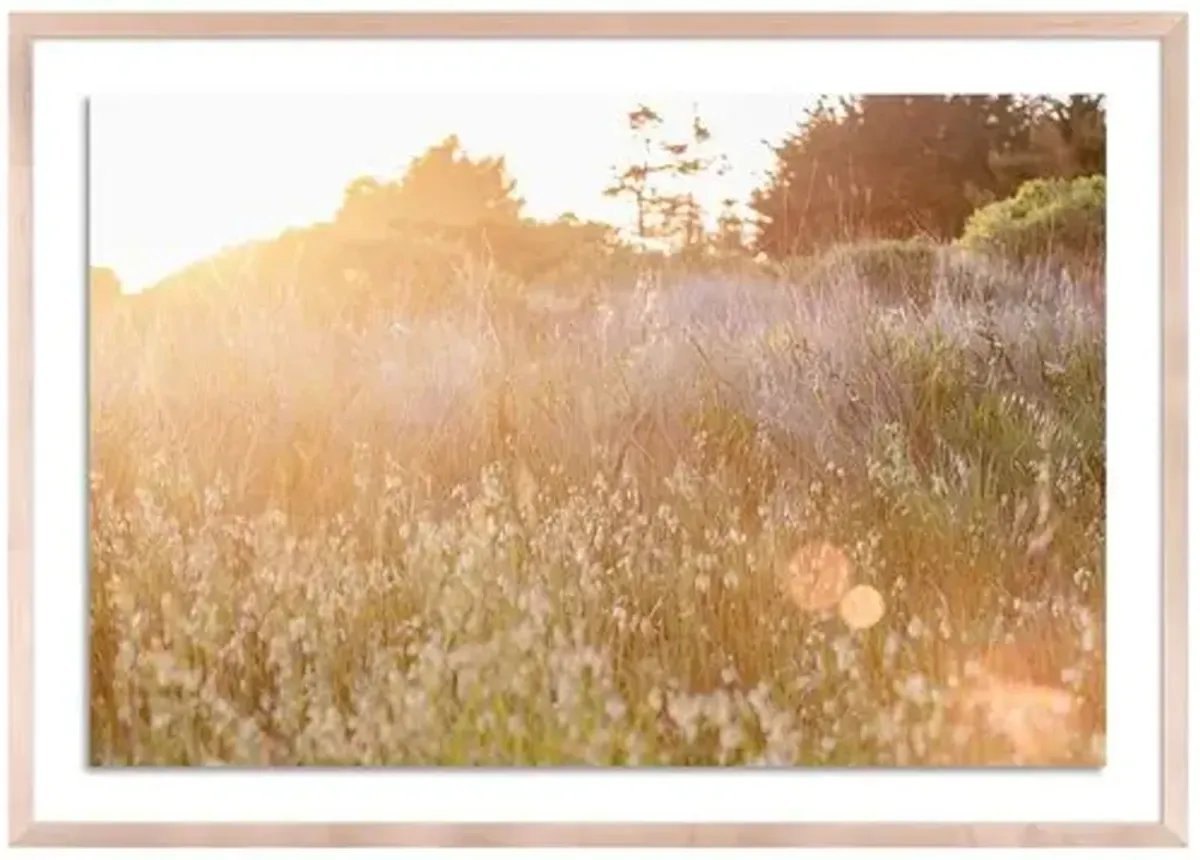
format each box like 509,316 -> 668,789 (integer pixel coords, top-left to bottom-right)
89,95 -> 816,292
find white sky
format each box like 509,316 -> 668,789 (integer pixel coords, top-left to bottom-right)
89,96 -> 816,291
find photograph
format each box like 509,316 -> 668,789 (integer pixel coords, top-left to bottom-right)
87,92 -> 1108,768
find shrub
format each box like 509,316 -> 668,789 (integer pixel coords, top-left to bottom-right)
801,239 -> 941,308
959,175 -> 1105,270
933,247 -> 1027,306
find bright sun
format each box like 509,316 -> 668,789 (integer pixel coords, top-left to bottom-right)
88,95 -> 816,292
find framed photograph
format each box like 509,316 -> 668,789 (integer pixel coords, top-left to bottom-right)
8,10 -> 1187,848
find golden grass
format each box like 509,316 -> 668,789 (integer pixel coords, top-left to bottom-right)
87,252 -> 1105,767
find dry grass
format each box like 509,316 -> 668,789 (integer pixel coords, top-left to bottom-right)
89,249 -> 1105,766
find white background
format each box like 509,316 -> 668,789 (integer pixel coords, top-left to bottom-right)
33,29 -> 1165,825
2,0 -> 1197,857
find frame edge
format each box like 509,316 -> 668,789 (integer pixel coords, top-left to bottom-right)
7,8 -> 1189,849
6,821 -> 1195,848
1159,12 -> 1190,849
2,11 -> 1190,40
7,10 -> 36,849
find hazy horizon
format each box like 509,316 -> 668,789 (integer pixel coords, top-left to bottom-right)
89,94 -> 819,292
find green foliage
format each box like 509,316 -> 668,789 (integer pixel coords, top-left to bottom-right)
751,95 -> 1106,261
751,96 -> 1035,258
989,96 -> 1107,187
959,174 -> 1105,267
865,320 -> 1103,510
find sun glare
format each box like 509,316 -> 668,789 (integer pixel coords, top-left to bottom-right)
90,95 -> 814,293
88,92 -> 1106,768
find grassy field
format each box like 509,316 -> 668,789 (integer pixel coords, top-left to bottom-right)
88,246 -> 1105,766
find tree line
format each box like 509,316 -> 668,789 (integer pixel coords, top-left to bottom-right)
92,94 -> 1105,316
750,95 -> 1105,258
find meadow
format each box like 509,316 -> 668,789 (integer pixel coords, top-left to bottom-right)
88,240 -> 1105,767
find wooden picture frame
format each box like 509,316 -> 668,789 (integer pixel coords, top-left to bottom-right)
8,11 -> 1188,848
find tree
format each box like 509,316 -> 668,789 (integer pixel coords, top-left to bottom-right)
321,136 -> 532,317
338,135 -> 524,238
713,197 -> 748,256
750,95 -> 1045,259
748,97 -> 872,258
123,134 -> 616,328
986,95 -> 1106,187
1031,95 -> 1107,178
603,104 -> 663,241
604,104 -> 727,251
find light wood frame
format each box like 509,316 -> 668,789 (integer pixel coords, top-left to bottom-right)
7,11 -> 1188,849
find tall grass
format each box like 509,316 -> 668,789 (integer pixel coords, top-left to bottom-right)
89,248 -> 1105,766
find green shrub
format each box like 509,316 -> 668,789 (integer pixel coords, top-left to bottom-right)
959,175 -> 1105,269
786,239 -> 1033,308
